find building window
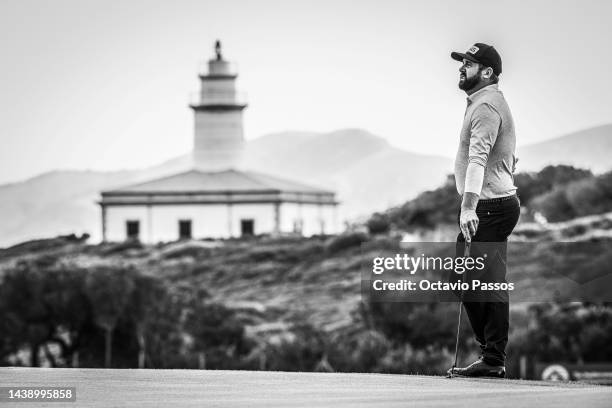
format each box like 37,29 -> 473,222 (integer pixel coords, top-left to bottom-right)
240,219 -> 254,236
126,220 -> 140,240
293,218 -> 303,234
179,220 -> 192,240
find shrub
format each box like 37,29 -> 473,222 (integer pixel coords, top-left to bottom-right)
366,213 -> 390,235
515,165 -> 592,206
530,170 -> 612,222
377,344 -> 452,375
101,240 -> 144,256
387,175 -> 459,230
262,323 -> 326,371
161,245 -> 212,260
530,188 -> 576,222
325,232 -> 369,254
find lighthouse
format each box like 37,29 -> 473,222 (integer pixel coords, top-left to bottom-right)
190,40 -> 247,170
99,41 -> 339,242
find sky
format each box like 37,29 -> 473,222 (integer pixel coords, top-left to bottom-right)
1,0 -> 611,184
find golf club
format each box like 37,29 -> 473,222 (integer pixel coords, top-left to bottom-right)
447,239 -> 471,378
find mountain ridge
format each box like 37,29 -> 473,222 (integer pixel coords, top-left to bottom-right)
0,129 -> 452,247
1,124 -> 610,247
517,123 -> 612,173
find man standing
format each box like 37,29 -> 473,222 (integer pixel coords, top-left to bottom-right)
449,43 -> 520,378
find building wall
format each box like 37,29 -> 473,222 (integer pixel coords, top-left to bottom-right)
279,202 -> 339,235
104,201 -> 338,243
105,202 -> 277,243
150,204 -> 229,241
228,203 -> 276,237
194,111 -> 244,170
200,78 -> 236,99
105,206 -> 151,242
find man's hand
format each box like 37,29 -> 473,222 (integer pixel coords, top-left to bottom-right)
460,191 -> 480,241
460,208 -> 479,242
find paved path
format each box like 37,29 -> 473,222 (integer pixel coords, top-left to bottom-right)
1,368 -> 610,407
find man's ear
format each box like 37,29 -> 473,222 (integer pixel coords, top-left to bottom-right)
481,67 -> 493,80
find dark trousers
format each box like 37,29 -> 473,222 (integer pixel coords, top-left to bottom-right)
455,194 -> 520,366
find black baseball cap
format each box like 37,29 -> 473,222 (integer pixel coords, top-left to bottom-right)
451,43 -> 502,76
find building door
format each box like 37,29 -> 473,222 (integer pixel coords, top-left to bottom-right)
126,220 -> 140,241
179,220 -> 192,240
241,219 -> 254,236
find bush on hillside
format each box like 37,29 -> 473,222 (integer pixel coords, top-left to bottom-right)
376,344 -> 453,375
262,323 -> 326,371
101,240 -> 144,256
510,303 -> 612,363
515,165 -> 592,205
531,170 -> 612,222
366,213 -> 390,234
325,329 -> 389,373
325,232 -> 369,254
386,175 -> 459,230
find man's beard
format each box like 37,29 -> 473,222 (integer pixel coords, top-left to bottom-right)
458,72 -> 482,91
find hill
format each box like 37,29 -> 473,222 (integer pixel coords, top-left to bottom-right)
3,123 -> 611,248
243,129 -> 452,219
2,227 -> 611,373
0,129 -> 452,247
517,124 -> 612,173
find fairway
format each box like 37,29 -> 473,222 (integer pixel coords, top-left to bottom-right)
1,368 -> 611,407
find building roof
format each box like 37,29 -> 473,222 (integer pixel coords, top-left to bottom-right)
99,169 -> 337,206
102,169 -> 333,195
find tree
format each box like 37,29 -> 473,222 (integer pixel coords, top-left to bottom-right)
0,261 -> 47,366
127,274 -> 167,368
184,297 -> 245,369
85,266 -> 135,368
0,258 -> 91,367
40,266 -> 91,367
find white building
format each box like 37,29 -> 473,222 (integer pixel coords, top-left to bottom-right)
99,41 -> 339,242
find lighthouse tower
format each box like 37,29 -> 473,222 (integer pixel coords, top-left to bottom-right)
190,40 -> 247,170
99,40 -> 340,243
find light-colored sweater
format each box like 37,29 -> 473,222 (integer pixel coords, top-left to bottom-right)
454,84 -> 517,199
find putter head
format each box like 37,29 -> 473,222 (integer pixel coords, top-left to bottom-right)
446,366 -> 456,378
